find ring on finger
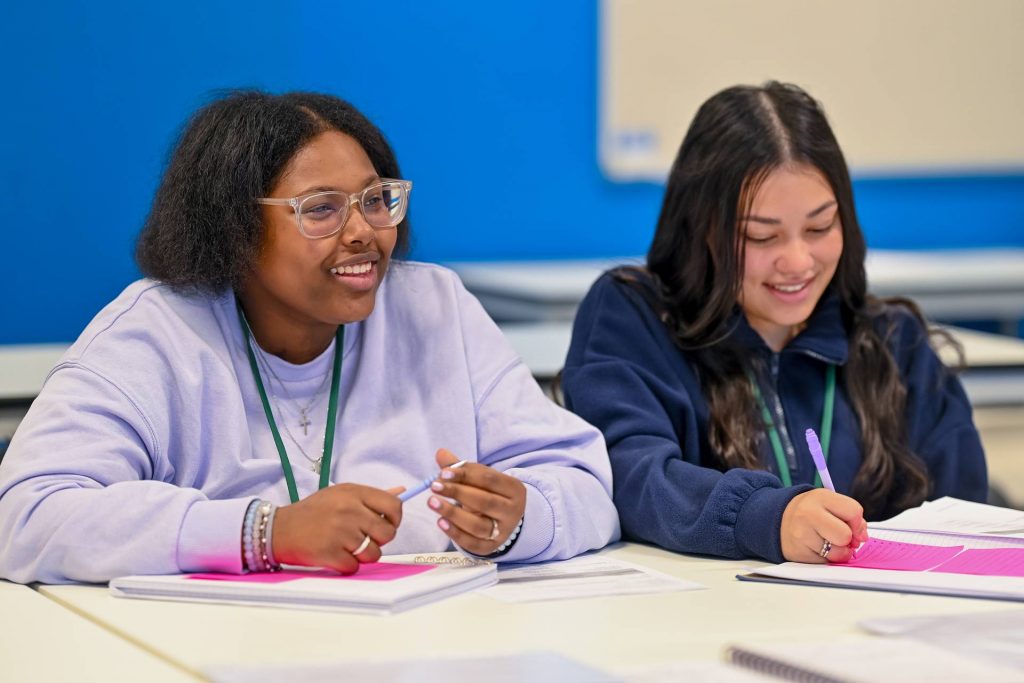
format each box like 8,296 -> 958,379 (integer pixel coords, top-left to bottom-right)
819,539 -> 832,559
487,517 -> 500,541
352,534 -> 372,557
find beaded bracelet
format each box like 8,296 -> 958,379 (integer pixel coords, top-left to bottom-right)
241,499 -> 262,573
255,501 -> 281,572
264,503 -> 279,569
487,517 -> 524,558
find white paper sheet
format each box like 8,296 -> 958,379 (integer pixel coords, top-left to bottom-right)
207,651 -> 620,683
872,497 -> 1024,537
482,554 -> 704,603
619,660 -> 776,682
860,609 -> 1024,671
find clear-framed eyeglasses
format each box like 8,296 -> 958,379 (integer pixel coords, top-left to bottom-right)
256,178 -> 412,239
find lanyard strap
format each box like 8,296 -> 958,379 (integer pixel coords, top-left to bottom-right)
237,301 -> 343,503
750,364 -> 836,488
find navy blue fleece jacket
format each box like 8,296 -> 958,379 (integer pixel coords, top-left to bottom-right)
562,272 -> 987,563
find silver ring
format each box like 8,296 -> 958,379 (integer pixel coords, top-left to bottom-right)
487,517 -> 500,541
819,539 -> 832,559
352,535 -> 372,556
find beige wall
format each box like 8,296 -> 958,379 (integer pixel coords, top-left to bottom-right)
601,0 -> 1024,180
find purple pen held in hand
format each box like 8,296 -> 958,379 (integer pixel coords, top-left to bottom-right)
804,428 -> 836,492
397,460 -> 467,502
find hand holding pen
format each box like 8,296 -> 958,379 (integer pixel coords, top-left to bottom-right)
805,428 -> 869,559
778,429 -> 869,564
397,459 -> 468,502
413,448 -> 527,557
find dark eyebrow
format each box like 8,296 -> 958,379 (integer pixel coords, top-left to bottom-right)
806,200 -> 837,218
741,200 -> 837,224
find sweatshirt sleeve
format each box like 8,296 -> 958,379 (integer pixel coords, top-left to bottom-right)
0,363 -> 251,584
562,275 -> 808,563
891,311 -> 988,503
451,276 -> 620,563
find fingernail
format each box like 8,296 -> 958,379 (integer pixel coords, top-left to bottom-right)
441,469 -> 455,480
438,518 -> 450,531
428,496 -> 441,510
430,481 -> 443,492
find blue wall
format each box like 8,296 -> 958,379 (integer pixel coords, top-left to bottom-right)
2,1 -> 1022,344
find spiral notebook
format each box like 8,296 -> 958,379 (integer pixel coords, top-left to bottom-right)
110,554 -> 497,615
724,637 -> 1023,682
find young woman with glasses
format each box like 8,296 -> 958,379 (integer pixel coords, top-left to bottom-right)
0,91 -> 619,583
561,82 -> 986,565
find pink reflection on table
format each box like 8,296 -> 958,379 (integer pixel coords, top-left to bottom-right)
187,562 -> 435,584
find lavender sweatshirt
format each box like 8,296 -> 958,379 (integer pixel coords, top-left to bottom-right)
0,261 -> 619,583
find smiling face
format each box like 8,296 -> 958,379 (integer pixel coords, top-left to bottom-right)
239,130 -> 398,362
739,164 -> 844,351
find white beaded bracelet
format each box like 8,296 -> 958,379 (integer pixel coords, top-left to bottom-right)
241,499 -> 261,572
254,501 -> 280,572
488,517 -> 524,558
264,504 -> 279,569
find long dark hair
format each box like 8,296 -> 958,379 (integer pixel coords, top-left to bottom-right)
136,90 -> 411,293
630,81 -> 935,519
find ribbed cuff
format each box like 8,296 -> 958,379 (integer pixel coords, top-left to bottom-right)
734,484 -> 812,563
492,483 -> 552,563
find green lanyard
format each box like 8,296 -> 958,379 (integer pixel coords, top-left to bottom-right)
750,364 -> 835,488
237,301 -> 343,504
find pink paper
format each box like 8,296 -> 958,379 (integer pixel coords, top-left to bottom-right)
929,548 -> 1024,577
832,538 -> 963,571
187,562 -> 435,584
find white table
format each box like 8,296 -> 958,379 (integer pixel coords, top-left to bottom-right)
0,580 -> 190,682
35,544 -> 1021,679
3,326 -> 1023,409
501,321 -> 1024,407
450,248 -> 1024,333
0,343 -> 68,403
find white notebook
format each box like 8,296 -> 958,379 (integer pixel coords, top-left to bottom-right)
110,554 -> 497,615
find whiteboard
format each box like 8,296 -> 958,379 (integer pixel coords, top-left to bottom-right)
600,0 -> 1024,180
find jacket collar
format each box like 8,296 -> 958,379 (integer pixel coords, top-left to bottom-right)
729,288 -> 849,365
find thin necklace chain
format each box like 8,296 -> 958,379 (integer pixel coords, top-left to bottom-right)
239,315 -> 333,472
249,342 -> 327,471
254,340 -> 333,434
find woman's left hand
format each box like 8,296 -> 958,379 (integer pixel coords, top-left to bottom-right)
427,448 -> 526,556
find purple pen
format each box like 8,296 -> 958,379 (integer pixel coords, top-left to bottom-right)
804,428 -> 835,492
806,428 -> 861,559
397,460 -> 467,502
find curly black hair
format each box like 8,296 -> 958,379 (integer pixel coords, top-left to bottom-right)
136,90 -> 411,293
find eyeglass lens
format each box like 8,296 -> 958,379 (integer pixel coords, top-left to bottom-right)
298,182 -> 407,237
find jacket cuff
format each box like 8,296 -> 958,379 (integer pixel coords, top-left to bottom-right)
491,482 -> 553,563
734,484 -> 812,563
177,497 -> 255,574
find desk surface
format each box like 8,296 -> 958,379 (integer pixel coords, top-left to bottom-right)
3,327 -> 1023,405
0,580 -> 190,682
449,248 -> 1024,328
37,544 -> 1021,679
502,322 -> 1024,406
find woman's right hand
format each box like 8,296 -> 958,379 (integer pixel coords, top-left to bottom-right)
271,483 -> 404,574
780,489 -> 869,563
